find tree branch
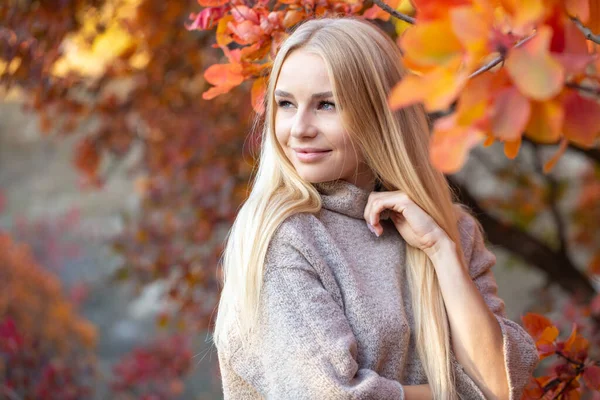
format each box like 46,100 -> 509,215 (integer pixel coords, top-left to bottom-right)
371,0 -> 415,24
531,144 -> 568,256
565,81 -> 600,97
448,177 -> 596,302
469,34 -> 536,79
571,16 -> 600,45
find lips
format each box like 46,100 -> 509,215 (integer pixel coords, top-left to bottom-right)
293,148 -> 331,153
293,149 -> 332,162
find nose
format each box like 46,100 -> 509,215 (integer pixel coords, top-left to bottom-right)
290,107 -> 318,138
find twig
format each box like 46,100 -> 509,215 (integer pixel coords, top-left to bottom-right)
565,81 -> 600,97
371,0 -> 415,24
469,33 -> 536,79
571,16 -> 600,45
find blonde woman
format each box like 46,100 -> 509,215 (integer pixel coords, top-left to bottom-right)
212,16 -> 539,400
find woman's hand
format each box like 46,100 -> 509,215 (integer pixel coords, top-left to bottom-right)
364,190 -> 452,258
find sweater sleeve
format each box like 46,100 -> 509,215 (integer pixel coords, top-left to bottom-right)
226,238 -> 406,400
454,212 -> 540,400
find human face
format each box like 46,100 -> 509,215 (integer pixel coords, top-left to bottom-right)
274,49 -> 375,189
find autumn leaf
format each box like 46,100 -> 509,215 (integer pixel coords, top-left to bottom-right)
399,19 -> 463,71
583,365 -> 600,391
506,26 -> 565,100
565,0 -> 590,23
197,0 -> 229,7
429,114 -> 485,173
504,138 -> 522,159
389,63 -> 468,111
562,90 -> 600,148
251,77 -> 267,114
491,86 -> 531,141
202,63 -> 245,100
410,0 -> 471,21
500,0 -> 546,30
522,312 -> 554,339
524,99 -> 564,143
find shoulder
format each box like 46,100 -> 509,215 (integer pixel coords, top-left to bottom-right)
264,212 -> 323,274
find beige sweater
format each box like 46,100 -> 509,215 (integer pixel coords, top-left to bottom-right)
216,179 -> 539,399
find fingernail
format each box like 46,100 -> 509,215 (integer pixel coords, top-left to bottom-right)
367,223 -> 380,237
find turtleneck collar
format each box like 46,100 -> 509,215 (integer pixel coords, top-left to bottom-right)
313,179 -> 379,220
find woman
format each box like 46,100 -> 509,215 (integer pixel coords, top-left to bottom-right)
212,16 -> 539,400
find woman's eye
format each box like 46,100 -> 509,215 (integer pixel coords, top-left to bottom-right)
277,100 -> 293,108
319,101 -> 335,111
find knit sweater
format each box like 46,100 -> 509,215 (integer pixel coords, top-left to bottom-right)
216,179 -> 539,399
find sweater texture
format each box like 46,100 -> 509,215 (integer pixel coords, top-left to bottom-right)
216,179 -> 539,399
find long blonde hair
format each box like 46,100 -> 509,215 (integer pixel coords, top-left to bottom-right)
213,16 -> 465,400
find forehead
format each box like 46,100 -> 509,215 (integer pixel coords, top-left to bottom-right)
275,50 -> 332,92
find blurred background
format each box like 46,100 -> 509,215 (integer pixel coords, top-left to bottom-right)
1,0 -> 599,399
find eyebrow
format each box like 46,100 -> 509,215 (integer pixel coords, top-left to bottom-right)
274,90 -> 333,99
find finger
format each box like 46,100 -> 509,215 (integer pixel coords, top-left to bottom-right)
368,193 -> 412,229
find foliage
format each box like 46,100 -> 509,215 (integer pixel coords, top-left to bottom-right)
110,334 -> 193,399
2,0 -> 600,398
0,232 -> 97,399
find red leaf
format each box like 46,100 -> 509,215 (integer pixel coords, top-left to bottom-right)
562,91 -> 600,148
583,365 -> 600,390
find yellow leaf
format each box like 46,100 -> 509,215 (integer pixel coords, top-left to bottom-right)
500,0 -> 545,29
525,99 -> 564,143
505,26 -> 565,100
400,19 -> 463,69
216,15 -> 234,47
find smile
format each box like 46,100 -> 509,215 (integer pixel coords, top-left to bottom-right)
294,149 -> 332,162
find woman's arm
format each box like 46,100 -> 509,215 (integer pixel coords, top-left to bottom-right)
429,213 -> 539,400
403,384 -> 433,400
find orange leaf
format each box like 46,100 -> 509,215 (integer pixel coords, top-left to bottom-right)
522,312 -> 554,339
450,6 -> 493,66
400,20 -> 463,70
363,0 -> 400,20
389,64 -> 467,112
506,26 -> 565,100
525,99 -> 564,143
504,137 -> 522,159
411,0 -> 471,21
589,0 -> 600,34
500,0 -> 545,30
197,0 -> 229,6
491,87 -> 531,141
543,138 -> 568,173
251,77 -> 267,114
563,324 -> 589,360
429,114 -> 484,173
204,63 -> 244,86
202,63 -> 245,99
565,0 -> 590,23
